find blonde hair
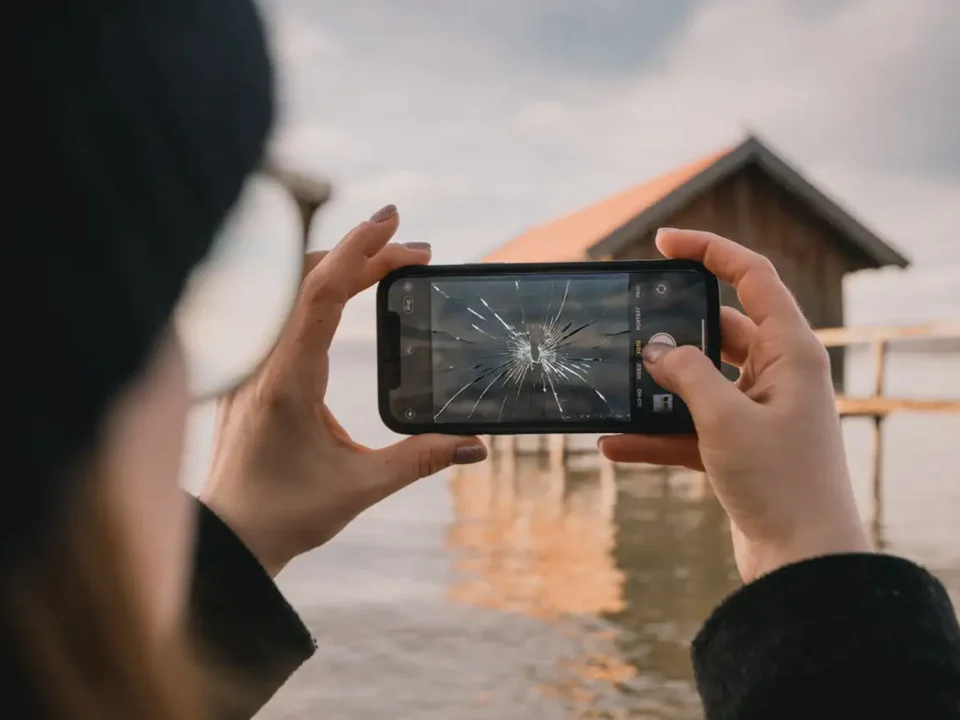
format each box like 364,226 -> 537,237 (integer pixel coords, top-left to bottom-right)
3,464 -> 204,719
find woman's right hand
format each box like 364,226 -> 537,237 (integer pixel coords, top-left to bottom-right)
599,228 -> 871,584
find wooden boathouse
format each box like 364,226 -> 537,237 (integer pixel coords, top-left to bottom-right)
474,135 -> 959,538
482,134 -> 910,388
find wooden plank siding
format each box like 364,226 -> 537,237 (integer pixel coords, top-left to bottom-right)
611,164 -> 852,388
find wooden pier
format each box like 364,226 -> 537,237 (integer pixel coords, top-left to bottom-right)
484,321 -> 960,546
819,321 -> 960,543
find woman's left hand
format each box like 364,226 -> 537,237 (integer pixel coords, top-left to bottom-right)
199,205 -> 487,576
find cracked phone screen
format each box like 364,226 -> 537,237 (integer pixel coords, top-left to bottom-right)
430,274 -> 632,423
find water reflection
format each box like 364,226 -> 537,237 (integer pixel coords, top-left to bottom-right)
446,448 -> 739,718
609,469 -> 738,688
447,447 -> 623,619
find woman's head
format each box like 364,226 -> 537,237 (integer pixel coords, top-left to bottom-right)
4,0 -> 279,716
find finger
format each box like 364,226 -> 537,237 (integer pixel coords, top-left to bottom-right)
655,229 -> 807,331
368,435 -> 488,498
597,435 -> 703,471
302,204 -> 400,305
349,241 -> 432,297
720,306 -> 756,368
290,206 -> 400,356
302,243 -> 432,298
642,343 -> 746,432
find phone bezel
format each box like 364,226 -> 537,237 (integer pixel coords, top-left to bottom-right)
376,259 -> 721,436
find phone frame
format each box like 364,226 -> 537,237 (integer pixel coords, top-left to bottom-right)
376,259 -> 721,436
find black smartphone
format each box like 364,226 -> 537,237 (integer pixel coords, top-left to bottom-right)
377,260 -> 720,436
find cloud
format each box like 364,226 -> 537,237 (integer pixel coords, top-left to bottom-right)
259,0 -> 960,338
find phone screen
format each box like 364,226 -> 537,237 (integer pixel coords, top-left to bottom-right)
379,264 -> 717,435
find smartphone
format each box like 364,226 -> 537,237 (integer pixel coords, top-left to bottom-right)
377,260 -> 720,436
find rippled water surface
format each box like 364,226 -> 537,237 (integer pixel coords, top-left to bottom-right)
184,341 -> 959,719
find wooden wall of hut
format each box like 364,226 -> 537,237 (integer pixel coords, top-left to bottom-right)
609,164 -> 857,389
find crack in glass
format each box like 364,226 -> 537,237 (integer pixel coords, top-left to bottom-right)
431,279 -> 629,421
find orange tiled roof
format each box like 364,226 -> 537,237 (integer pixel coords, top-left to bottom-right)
482,146 -> 734,263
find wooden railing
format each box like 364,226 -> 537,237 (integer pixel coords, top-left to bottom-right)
814,320 -> 960,545
817,320 -> 960,417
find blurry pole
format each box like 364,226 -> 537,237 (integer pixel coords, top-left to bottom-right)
263,162 -> 333,250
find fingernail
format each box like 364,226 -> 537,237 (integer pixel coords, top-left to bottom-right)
402,241 -> 431,252
642,341 -> 675,364
370,204 -> 397,223
452,444 -> 487,465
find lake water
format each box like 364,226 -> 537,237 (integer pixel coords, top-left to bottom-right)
185,340 -> 960,719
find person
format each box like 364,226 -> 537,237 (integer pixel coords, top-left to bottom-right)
3,2 -> 487,719
5,4 -> 959,720
598,228 -> 960,718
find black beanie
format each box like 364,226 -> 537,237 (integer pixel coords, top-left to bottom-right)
3,1 -> 275,567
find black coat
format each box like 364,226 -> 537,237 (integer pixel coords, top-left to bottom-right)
194,502 -> 960,719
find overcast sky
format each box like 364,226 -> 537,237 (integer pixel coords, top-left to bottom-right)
258,0 -> 959,337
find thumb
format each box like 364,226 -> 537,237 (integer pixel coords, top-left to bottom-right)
642,342 -> 743,430
371,435 -> 488,496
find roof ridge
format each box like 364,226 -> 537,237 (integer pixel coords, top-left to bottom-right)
482,144 -> 736,263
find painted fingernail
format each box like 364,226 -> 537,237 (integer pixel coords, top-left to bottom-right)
402,241 -> 431,252
452,444 -> 488,465
642,341 -> 675,364
370,204 -> 397,223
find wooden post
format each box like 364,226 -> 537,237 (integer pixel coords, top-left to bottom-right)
599,452 -> 615,484
542,460 -> 566,518
658,465 -> 671,500
598,455 -> 617,522
481,435 -> 495,458
498,435 -> 517,456
498,435 -> 517,484
534,433 -> 547,454
491,442 -> 516,515
548,434 -> 567,473
688,471 -> 709,501
868,340 -> 887,547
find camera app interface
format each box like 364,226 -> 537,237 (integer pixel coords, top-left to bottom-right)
427,271 -> 707,425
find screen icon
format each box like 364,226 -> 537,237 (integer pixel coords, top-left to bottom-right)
655,281 -> 669,296
404,408 -> 417,420
402,295 -> 415,314
648,332 -> 677,347
652,394 -> 674,413
403,344 -> 415,356
401,280 -> 414,292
